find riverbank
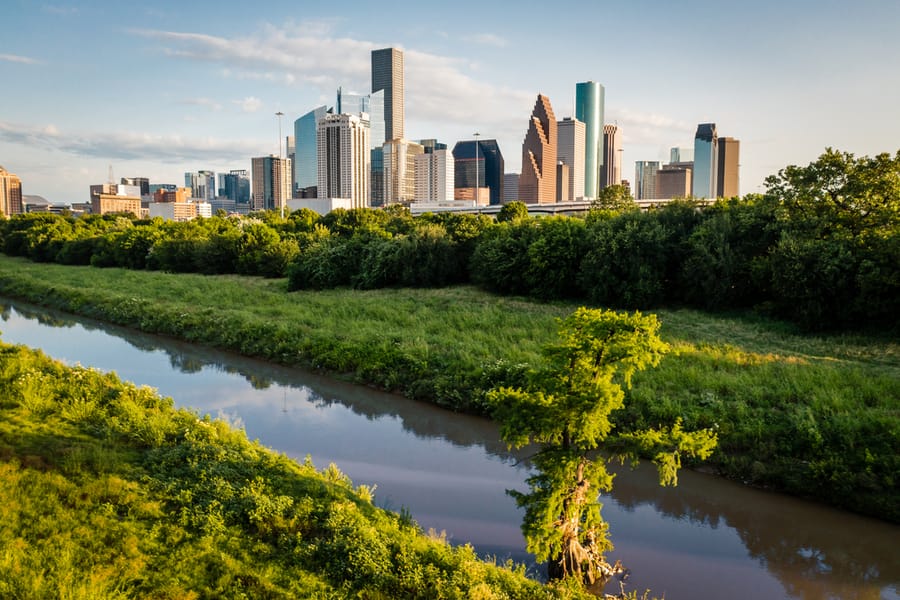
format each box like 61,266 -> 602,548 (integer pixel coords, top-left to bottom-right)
0,255 -> 897,523
0,339 -> 572,598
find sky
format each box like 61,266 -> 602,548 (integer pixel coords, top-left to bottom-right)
2,0 -> 899,204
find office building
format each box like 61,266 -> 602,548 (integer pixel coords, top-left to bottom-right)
251,155 -> 292,212
336,87 -> 385,146
556,162 -> 570,203
286,136 -> 295,192
503,173 -> 519,203
452,138 -> 505,205
692,123 -> 718,199
336,87 -> 386,205
600,124 -> 622,189
294,105 -> 331,195
575,81 -> 604,199
153,187 -> 190,203
670,147 -> 694,163
121,177 -> 150,196
149,199 -> 211,221
317,113 -> 370,208
657,163 -> 693,199
414,146 -> 454,203
89,182 -> 142,216
519,94 -> 558,204
185,170 -> 216,201
716,137 -> 740,198
148,183 -> 177,195
220,170 -> 250,203
371,48 -> 404,142
383,139 -> 424,205
0,166 -> 24,216
634,161 -> 660,200
557,117 -> 586,201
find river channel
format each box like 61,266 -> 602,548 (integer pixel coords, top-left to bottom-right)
1,299 -> 897,599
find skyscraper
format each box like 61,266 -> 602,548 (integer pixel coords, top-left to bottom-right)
657,163 -> 692,199
692,123 -> 718,199
599,124 -> 622,189
371,48 -> 403,142
0,165 -> 23,216
286,135 -> 295,194
383,139 -> 424,205
634,161 -> 660,200
414,146 -> 454,203
716,137 -> 740,198
294,105 -> 331,195
251,156 -> 291,212
557,117 -> 586,202
575,81 -> 604,200
452,139 -> 505,205
221,169 -> 250,203
519,94 -> 558,204
336,86 -> 387,205
503,173 -> 519,203
670,147 -> 694,163
185,170 -> 215,201
120,177 -> 150,196
317,113 -> 370,208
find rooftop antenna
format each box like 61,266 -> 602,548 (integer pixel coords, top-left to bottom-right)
107,164 -> 114,185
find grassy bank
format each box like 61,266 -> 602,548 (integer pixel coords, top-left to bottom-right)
0,255 -> 897,523
0,339 -> 577,599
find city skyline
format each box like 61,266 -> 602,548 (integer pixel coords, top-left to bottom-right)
1,0 -> 899,203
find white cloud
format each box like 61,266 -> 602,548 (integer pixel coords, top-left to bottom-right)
0,120 -> 266,163
461,33 -> 508,48
235,97 -> 263,113
132,22 -> 535,163
0,54 -> 41,65
181,97 -> 223,111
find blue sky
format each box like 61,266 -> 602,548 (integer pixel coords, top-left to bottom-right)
2,0 -> 899,204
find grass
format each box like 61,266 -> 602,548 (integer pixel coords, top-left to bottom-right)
0,341 -> 570,599
0,255 -> 897,523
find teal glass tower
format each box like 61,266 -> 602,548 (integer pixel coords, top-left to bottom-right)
575,81 -> 604,200
692,123 -> 718,199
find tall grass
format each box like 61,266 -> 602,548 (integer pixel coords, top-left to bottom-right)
0,341 -> 566,599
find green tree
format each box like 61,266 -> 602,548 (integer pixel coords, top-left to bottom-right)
764,148 -> 900,237
590,184 -> 637,213
488,308 -> 717,588
497,201 -> 529,222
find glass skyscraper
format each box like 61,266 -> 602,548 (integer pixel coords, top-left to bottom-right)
452,139 -> 505,205
692,123 -> 718,199
371,48 -> 404,142
575,81 -> 604,200
294,105 -> 331,194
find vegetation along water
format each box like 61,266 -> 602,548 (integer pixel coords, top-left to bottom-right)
0,148 -> 897,595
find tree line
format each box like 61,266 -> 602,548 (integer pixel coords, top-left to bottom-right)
2,148 -> 897,332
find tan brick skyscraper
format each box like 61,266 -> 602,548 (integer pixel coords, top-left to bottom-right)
518,94 -> 557,204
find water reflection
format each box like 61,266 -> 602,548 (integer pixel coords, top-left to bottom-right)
1,299 -> 898,599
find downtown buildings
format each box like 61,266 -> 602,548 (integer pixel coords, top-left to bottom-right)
518,94 -> 558,204
316,113 -> 370,208
251,155 -> 292,212
575,81 -> 604,200
0,166 -> 24,216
